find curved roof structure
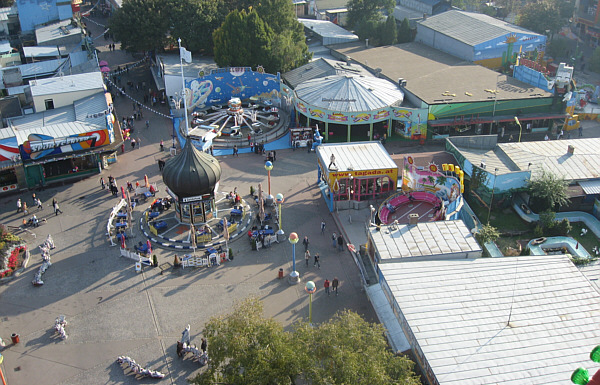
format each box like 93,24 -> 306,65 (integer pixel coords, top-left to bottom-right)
162,139 -> 221,198
294,75 -> 403,112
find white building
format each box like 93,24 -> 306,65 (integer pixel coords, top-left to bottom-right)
378,255 -> 600,384
30,71 -> 105,112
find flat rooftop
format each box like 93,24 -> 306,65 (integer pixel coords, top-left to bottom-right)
498,138 -> 600,181
330,42 -> 552,105
316,141 -> 397,172
370,220 -> 481,260
380,255 -> 600,384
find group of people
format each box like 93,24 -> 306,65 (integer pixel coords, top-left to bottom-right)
301,235 -> 341,296
17,193 -> 63,228
102,176 -> 121,197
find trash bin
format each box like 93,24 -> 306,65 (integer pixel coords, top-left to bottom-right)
278,268 -> 284,279
11,333 -> 19,344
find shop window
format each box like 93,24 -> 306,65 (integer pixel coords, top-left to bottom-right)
0,169 -> 16,186
45,99 -> 54,110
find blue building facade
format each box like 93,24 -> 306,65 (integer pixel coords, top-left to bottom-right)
17,0 -> 73,32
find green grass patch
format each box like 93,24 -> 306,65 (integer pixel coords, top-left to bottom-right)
465,195 -> 530,232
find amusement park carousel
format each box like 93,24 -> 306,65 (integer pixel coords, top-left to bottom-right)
187,97 -> 284,143
138,138 -> 251,254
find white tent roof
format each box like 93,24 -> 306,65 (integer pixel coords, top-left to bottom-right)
316,141 -> 396,172
294,74 -> 403,112
379,255 -> 600,385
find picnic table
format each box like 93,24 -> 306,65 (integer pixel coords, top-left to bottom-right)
115,222 -> 127,229
116,213 -> 127,219
116,233 -> 128,241
153,221 -> 167,231
231,208 -> 242,216
148,211 -> 160,219
252,229 -> 274,236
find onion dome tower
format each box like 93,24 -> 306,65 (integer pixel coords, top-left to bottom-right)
162,139 -> 222,223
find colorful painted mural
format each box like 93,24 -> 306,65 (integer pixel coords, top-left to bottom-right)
473,33 -> 546,63
402,157 -> 462,202
184,67 -> 281,111
20,129 -> 112,160
0,137 -> 20,162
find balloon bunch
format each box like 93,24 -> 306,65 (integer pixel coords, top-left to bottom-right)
54,315 -> 68,340
116,356 -> 165,379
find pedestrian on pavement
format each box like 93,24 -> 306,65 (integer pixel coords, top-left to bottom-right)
305,250 -> 310,267
36,198 -> 43,210
53,199 -> 63,215
250,142 -> 254,152
273,150 -> 276,161
233,145 -> 238,157
201,338 -> 207,353
100,177 -> 106,190
331,232 -> 337,248
131,138 -> 136,150
16,198 -> 21,213
32,193 -> 36,205
303,236 -> 309,252
137,137 -> 141,148
313,252 -> 320,269
22,202 -> 28,215
337,234 -> 344,252
321,220 -> 326,234
579,126 -> 583,137
324,279 -> 330,296
160,140 -> 164,152
544,134 -> 549,141
247,133 -> 251,144
332,277 -> 339,295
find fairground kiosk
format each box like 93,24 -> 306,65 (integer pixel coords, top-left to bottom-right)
316,141 -> 398,211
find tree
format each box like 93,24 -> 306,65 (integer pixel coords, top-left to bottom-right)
109,0 -> 172,53
379,15 -> 397,46
516,0 -> 562,35
191,298 -> 420,385
0,0 -> 13,7
347,0 -> 395,29
169,0 -> 222,55
397,18 -> 412,44
527,170 -> 570,212
476,223 -> 500,244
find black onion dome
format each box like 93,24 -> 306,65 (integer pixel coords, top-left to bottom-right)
162,139 -> 221,198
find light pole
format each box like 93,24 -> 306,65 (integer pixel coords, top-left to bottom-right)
491,74 -> 502,134
173,91 -> 187,149
514,116 -> 523,142
276,193 -> 284,236
486,168 -> 498,224
265,161 -> 273,197
288,232 -> 300,284
305,280 -> 316,324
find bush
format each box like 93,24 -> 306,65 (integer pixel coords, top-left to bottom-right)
520,246 -> 531,256
555,218 -> 572,236
533,225 -> 544,237
228,248 -> 233,258
152,255 -> 158,267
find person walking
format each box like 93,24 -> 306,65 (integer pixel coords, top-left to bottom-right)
247,133 -> 251,145
200,338 -> 207,353
324,279 -> 330,296
100,177 -> 106,190
337,234 -> 344,252
302,236 -> 310,252
320,220 -> 326,235
53,198 -> 63,215
313,252 -> 320,269
16,198 -> 22,213
36,197 -> 43,210
331,232 -> 337,248
160,140 -> 164,152
22,202 -> 28,215
332,277 -> 339,295
130,138 -> 136,150
137,137 -> 141,148
233,145 -> 238,157
305,250 -> 310,267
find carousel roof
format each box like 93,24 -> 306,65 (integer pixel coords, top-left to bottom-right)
162,139 -> 222,198
294,74 -> 404,112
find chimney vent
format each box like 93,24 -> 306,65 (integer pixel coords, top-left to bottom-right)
567,145 -> 575,154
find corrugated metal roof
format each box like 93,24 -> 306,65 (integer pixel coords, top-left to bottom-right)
314,0 -> 348,10
379,255 -> 600,384
9,92 -> 108,144
579,179 -> 600,195
295,74 -> 403,112
0,58 -> 68,84
418,10 -> 543,46
7,85 -> 28,95
30,71 -> 104,97
35,20 -> 83,45
23,46 -> 60,58
0,127 -> 15,140
0,5 -> 16,22
316,141 -> 397,172
370,220 -> 481,260
0,40 -> 10,54
282,57 -> 372,89
68,50 -> 90,67
299,19 -> 358,42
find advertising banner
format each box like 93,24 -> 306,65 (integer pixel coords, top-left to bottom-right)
20,129 -> 111,160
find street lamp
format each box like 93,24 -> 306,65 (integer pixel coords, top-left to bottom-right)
275,193 -> 284,236
265,161 -> 273,197
486,168 -> 498,224
305,280 -> 316,324
514,116 -> 523,142
288,232 -> 300,284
